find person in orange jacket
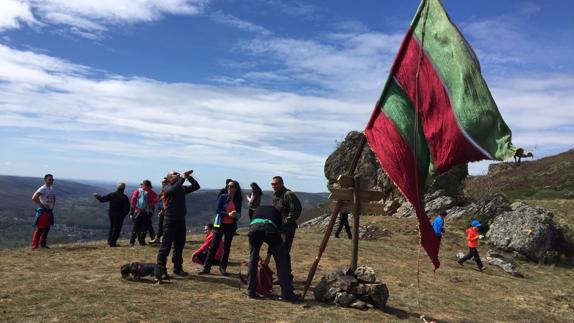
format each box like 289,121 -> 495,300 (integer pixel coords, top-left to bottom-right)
457,220 -> 485,271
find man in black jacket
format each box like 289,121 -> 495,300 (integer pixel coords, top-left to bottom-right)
155,170 -> 200,278
247,205 -> 297,300
93,182 -> 131,247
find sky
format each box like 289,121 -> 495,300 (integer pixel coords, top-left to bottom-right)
0,0 -> 572,192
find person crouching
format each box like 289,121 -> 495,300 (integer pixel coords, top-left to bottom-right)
192,224 -> 223,265
247,205 -> 298,300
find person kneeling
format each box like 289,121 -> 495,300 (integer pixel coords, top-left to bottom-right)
247,205 -> 298,301
192,224 -> 224,265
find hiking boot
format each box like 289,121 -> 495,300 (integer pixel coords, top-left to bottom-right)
173,269 -> 189,277
457,259 -> 464,266
478,266 -> 486,272
197,269 -> 211,275
40,245 -> 50,249
279,293 -> 302,303
218,267 -> 228,276
150,237 -> 161,244
31,246 -> 39,250
243,290 -> 261,299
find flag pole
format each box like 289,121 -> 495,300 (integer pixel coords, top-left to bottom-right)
301,0 -> 428,299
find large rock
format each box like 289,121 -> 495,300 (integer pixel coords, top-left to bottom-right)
313,270 -> 345,302
486,250 -> 523,277
366,283 -> 389,309
324,131 -> 469,216
334,292 -> 357,307
354,265 -> 376,283
486,201 -> 564,263
325,131 -> 398,202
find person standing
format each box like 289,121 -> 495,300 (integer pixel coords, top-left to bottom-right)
31,174 -> 56,249
432,210 -> 447,242
458,220 -> 485,271
334,212 -> 352,239
150,189 -> 166,244
246,205 -> 298,301
155,170 -> 200,278
270,176 -> 301,281
129,180 -> 158,246
247,182 -> 263,221
199,180 -> 242,276
93,182 -> 131,247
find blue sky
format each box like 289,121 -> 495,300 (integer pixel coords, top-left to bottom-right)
0,0 -> 572,192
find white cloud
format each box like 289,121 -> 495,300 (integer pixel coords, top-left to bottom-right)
209,11 -> 271,35
0,0 -> 38,31
0,43 -> 366,179
0,0 -> 207,37
238,32 -> 403,97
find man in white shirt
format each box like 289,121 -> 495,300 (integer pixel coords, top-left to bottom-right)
31,174 -> 56,249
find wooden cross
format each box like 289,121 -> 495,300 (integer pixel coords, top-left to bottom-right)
328,174 -> 385,270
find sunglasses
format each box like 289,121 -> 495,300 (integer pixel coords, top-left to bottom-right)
228,185 -> 236,189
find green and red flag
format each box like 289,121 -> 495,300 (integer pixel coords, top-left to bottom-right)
364,0 -> 515,269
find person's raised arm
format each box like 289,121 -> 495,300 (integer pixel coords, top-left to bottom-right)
93,192 -> 111,202
183,171 -> 200,194
163,177 -> 185,195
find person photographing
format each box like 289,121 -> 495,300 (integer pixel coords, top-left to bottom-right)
155,169 -> 200,279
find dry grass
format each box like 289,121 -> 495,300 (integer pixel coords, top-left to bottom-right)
1,216 -> 573,322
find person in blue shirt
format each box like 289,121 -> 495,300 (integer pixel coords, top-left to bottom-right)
432,210 -> 447,242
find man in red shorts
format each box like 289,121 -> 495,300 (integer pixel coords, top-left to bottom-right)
31,174 -> 56,249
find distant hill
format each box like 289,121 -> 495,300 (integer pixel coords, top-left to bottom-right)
465,149 -> 574,200
0,175 -> 328,247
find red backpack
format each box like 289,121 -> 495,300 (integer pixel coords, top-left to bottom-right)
240,260 -> 274,296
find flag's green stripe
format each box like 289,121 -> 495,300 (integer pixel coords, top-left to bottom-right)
413,0 -> 514,161
380,79 -> 435,188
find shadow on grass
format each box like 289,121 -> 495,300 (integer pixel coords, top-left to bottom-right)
192,273 -> 242,290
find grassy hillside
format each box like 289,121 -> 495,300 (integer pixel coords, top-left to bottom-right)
1,216 -> 573,322
464,149 -> 574,201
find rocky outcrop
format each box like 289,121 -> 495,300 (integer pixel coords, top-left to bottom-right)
325,131 -> 469,217
314,266 -> 389,310
486,201 -> 566,264
486,250 -> 523,277
325,131 -> 399,202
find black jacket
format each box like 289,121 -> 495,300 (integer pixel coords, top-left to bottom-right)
162,177 -> 200,220
250,205 -> 283,232
95,190 -> 131,218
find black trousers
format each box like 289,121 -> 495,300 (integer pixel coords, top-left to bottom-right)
130,212 -> 150,245
146,213 -> 156,240
460,247 -> 484,269
108,214 -> 125,246
248,208 -> 255,221
156,219 -> 187,271
335,213 -> 352,239
156,212 -> 165,239
204,223 -> 236,271
248,225 -> 294,298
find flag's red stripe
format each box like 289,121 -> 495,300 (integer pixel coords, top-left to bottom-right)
365,113 -> 440,269
392,30 -> 488,173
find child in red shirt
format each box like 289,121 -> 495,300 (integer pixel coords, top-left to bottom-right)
458,220 -> 485,271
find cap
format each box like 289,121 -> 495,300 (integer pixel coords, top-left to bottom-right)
470,220 -> 482,227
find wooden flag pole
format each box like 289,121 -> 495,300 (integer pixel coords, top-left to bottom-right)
350,176 -> 361,270
302,135 -> 367,298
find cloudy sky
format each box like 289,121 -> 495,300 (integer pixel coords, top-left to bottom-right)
0,0 -> 572,192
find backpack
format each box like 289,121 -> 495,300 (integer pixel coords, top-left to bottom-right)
136,188 -> 149,211
239,260 -> 274,296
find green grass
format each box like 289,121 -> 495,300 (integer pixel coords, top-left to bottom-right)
1,216 -> 573,322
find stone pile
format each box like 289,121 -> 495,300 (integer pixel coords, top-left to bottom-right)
314,266 -> 389,310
